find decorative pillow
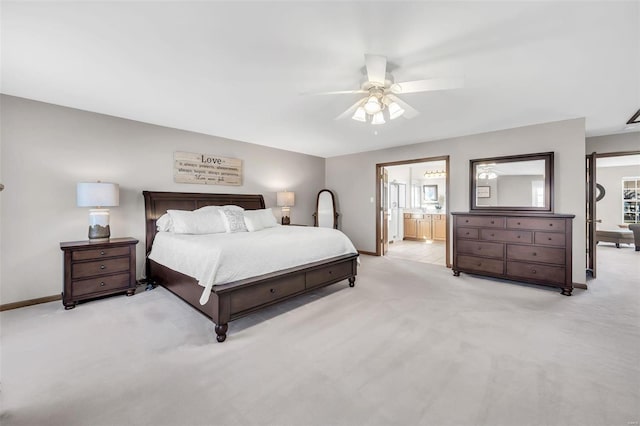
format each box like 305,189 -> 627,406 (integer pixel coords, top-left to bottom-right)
219,209 -> 248,233
243,208 -> 279,232
156,213 -> 173,232
167,209 -> 227,234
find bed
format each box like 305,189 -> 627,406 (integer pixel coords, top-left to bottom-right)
143,191 -> 359,342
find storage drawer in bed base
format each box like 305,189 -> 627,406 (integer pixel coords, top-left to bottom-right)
149,253 -> 358,342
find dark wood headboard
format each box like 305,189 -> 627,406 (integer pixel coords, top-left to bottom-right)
142,191 -> 266,272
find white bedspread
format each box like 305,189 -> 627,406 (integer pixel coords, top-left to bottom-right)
148,226 -> 358,305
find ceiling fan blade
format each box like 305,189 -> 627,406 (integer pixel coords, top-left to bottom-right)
391,78 -> 464,94
386,94 -> 419,119
365,54 -> 387,86
335,99 -> 364,120
303,89 -> 368,96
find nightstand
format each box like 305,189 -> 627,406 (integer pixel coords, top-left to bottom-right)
60,237 -> 138,310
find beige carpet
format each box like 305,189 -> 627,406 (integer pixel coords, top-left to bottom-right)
1,247 -> 638,426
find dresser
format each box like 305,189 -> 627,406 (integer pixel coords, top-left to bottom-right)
60,237 -> 138,309
451,212 -> 575,295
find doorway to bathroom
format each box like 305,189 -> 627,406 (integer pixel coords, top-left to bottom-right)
376,156 -> 450,267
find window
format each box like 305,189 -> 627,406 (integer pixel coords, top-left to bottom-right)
623,177 -> 640,223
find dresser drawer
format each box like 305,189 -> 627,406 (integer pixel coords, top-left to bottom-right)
306,261 -> 353,288
457,255 -> 504,275
506,217 -> 566,232
480,229 -> 532,244
72,246 -> 130,261
457,227 -> 479,239
72,273 -> 131,297
72,257 -> 130,279
229,275 -> 305,313
506,245 -> 565,265
534,232 -> 566,247
507,262 -> 565,285
456,240 -> 504,259
456,215 -> 505,228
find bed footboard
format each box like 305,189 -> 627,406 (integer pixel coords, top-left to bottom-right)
150,253 -> 358,342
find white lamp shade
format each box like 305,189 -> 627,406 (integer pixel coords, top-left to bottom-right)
371,111 -> 386,125
363,96 -> 382,114
276,191 -> 295,207
352,106 -> 367,122
388,101 -> 405,120
77,182 -> 120,207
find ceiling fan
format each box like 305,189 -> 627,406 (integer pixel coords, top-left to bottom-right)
318,54 -> 463,124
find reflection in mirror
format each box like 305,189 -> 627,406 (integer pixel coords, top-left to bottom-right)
470,152 -> 553,212
314,189 -> 339,229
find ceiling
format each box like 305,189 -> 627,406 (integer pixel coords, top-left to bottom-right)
1,1 -> 639,158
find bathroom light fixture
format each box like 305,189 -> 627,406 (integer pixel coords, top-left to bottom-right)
423,170 -> 446,179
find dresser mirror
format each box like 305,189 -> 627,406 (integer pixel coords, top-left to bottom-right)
470,152 -> 554,212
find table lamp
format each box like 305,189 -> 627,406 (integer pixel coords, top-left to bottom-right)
276,191 -> 295,225
77,182 -> 119,241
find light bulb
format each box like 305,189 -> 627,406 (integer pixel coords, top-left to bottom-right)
364,96 -> 382,114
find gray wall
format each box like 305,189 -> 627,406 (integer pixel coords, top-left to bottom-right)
0,95 -> 325,304
586,132 -> 640,154
596,165 -> 640,230
326,118 -> 587,285
497,175 -> 544,207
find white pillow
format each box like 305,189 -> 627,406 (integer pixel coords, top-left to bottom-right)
156,213 -> 173,232
219,209 -> 248,233
243,208 -> 279,232
167,209 -> 227,234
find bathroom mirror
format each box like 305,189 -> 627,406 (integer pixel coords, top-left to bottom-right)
470,152 -> 554,212
314,189 -> 339,229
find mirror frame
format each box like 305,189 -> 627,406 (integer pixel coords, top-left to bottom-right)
313,189 -> 339,229
470,152 -> 554,213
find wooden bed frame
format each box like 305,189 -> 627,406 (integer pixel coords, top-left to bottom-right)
143,191 -> 358,342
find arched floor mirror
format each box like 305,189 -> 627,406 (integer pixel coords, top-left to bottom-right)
314,189 -> 339,229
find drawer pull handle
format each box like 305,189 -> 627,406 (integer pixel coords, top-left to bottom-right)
270,288 -> 276,294
549,223 -> 553,227
531,269 -> 537,274
490,221 -> 494,224
466,232 -> 470,235
100,282 -> 106,287
477,247 -> 481,250
100,265 -> 105,270
517,235 -> 521,238
100,251 -> 106,256
548,237 -> 552,241
532,252 -> 537,256
517,222 -> 521,225
477,263 -> 482,267
490,234 -> 495,237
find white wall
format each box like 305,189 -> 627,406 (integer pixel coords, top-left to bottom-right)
326,118 -> 587,285
596,165 -> 640,229
0,95 -> 325,304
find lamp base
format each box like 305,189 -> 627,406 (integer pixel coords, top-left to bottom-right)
281,216 -> 290,225
88,224 -> 111,241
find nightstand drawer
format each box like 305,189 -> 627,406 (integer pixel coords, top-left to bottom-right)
72,246 -> 130,261
72,257 -> 130,279
73,273 -> 131,297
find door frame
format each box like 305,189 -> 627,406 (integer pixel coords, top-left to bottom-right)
586,150 -> 640,278
375,155 -> 451,268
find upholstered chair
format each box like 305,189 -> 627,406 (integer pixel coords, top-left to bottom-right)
629,224 -> 640,251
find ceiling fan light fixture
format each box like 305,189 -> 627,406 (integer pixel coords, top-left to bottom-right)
371,111 -> 385,125
364,96 -> 382,115
352,106 -> 367,122
388,101 -> 405,120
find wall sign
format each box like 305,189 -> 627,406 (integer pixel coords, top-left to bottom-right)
476,186 -> 491,198
174,151 -> 242,186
